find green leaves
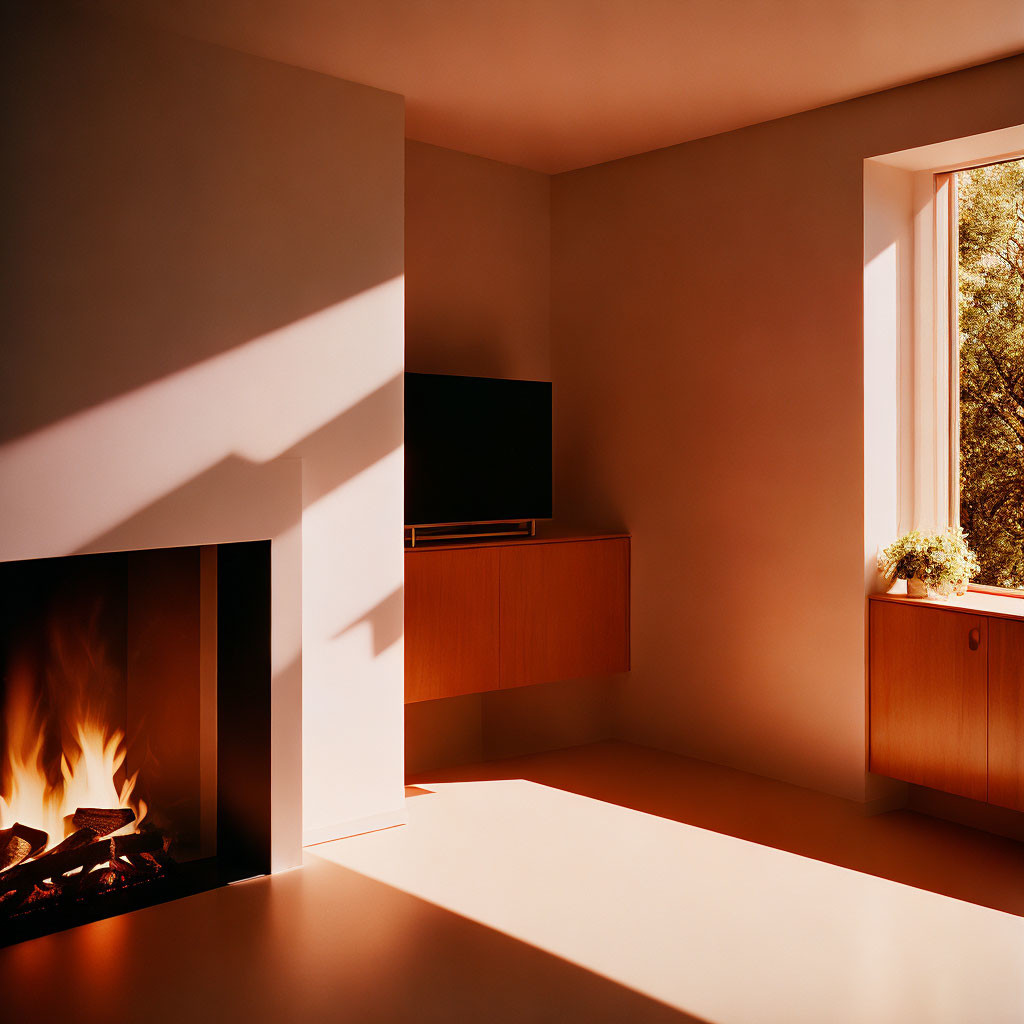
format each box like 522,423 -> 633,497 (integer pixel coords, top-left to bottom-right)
958,160 -> 1024,590
879,528 -> 980,588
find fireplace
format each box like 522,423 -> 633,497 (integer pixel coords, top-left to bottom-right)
0,541 -> 271,946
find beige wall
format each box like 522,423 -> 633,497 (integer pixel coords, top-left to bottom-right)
405,140 -> 551,380
0,5 -> 406,854
551,55 -> 1024,802
403,141 -> 612,773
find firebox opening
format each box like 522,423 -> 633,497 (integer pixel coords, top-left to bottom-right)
1,540 -> 271,946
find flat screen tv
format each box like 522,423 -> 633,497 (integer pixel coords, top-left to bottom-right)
405,372 -> 552,526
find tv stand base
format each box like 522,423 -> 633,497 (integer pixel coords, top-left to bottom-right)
405,520 -> 536,548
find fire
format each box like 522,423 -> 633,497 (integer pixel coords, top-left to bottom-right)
0,609 -> 146,855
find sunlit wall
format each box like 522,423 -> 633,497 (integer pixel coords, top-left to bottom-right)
0,5 -> 406,861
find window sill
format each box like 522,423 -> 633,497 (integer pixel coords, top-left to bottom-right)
870,588 -> 1024,624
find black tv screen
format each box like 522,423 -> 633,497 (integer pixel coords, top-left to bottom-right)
405,373 -> 552,526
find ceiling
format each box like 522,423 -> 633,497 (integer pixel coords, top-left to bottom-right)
101,0 -> 1024,173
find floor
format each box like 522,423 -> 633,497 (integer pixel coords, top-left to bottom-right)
2,741 -> 1022,1023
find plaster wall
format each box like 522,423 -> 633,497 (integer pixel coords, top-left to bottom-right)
0,5 -> 406,857
551,55 -> 1024,800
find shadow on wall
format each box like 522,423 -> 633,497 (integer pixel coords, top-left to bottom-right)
1,293 -> 404,571
405,329 -> 517,379
335,585 -> 404,657
0,4 -> 408,847
403,139 -> 551,384
78,374 -> 405,562
0,3 -> 404,444
0,2 -> 405,615
61,365 -> 407,659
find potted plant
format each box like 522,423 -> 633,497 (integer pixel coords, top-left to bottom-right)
878,528 -> 980,599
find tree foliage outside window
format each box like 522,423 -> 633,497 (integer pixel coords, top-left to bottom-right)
958,158 -> 1024,590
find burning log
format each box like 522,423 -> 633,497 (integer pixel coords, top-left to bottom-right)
0,830 -> 167,916
47,828 -> 101,857
0,830 -> 163,893
29,809 -> 136,865
0,824 -> 49,872
16,832 -> 159,886
1,836 -> 32,873
71,807 -> 135,838
0,807 -> 171,924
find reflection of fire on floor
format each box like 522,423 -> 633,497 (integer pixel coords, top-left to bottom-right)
0,808 -> 172,921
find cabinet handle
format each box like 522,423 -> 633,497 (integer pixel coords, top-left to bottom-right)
968,628 -> 980,651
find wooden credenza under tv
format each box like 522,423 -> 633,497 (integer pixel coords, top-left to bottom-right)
405,531 -> 630,703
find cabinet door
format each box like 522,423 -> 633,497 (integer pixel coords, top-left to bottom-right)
405,548 -> 499,703
989,618 -> 1024,811
869,602 -> 987,799
499,539 -> 629,688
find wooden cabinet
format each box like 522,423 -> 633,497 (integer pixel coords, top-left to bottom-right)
868,601 -> 987,800
499,539 -> 629,688
868,593 -> 1024,808
404,547 -> 500,703
405,534 -> 630,703
988,618 -> 1024,811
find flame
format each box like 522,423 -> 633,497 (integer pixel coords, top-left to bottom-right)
0,605 -> 146,854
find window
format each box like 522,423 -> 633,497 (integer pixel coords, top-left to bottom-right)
954,159 -> 1024,591
862,126 -> 1024,598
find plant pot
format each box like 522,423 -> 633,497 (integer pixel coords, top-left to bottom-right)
954,578 -> 969,597
928,581 -> 954,601
907,576 -> 928,598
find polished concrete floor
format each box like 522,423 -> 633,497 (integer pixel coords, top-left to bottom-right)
2,741 -> 1022,1023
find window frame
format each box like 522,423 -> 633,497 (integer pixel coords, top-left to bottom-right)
941,156 -> 1024,597
907,169 -> 956,536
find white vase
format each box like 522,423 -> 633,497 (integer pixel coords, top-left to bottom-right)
907,576 -> 928,598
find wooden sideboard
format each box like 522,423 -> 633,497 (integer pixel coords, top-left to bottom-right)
868,592 -> 1024,809
405,532 -> 630,703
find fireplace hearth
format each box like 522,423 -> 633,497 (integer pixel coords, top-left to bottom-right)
0,542 -> 271,946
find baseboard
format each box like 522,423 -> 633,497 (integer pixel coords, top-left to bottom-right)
302,807 -> 407,848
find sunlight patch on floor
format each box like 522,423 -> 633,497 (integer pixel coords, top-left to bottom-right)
314,778 -> 1024,1024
